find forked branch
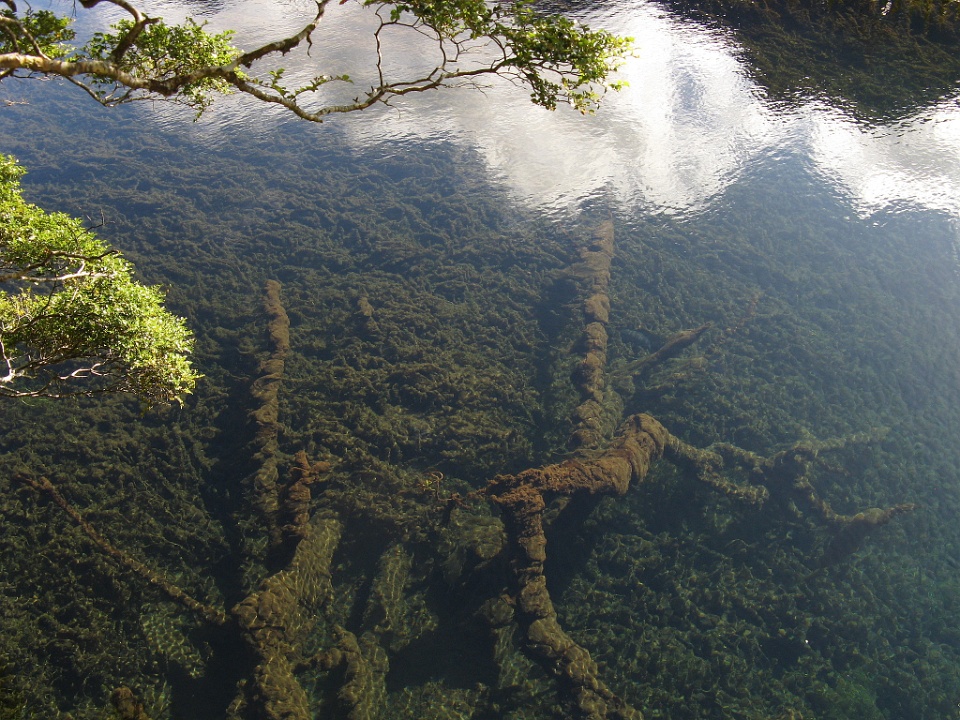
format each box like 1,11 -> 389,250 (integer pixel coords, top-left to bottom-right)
0,0 -> 630,117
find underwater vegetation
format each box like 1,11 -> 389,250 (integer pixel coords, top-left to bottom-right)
2,18 -> 960,718
2,178 -> 958,718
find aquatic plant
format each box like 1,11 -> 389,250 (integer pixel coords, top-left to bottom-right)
13,223 -> 917,718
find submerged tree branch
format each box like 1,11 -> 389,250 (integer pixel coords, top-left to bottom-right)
20,475 -> 230,627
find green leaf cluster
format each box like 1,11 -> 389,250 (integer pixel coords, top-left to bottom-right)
2,0 -> 629,116
84,18 -> 240,108
502,3 -> 632,111
370,0 -> 631,111
0,155 -> 199,404
0,7 -> 74,60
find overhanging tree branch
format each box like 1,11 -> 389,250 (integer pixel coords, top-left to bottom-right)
0,155 -> 200,404
0,0 -> 630,116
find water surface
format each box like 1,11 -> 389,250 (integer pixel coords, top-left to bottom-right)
2,0 -> 960,718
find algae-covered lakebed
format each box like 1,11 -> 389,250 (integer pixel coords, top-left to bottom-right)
2,0 -> 960,717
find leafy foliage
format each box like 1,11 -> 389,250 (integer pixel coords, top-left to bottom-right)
373,0 -> 631,111
84,18 -> 240,110
0,7 -> 74,69
0,155 -> 199,404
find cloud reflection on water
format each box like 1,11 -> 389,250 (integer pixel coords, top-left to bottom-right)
806,99 -> 960,219
142,0 -> 960,221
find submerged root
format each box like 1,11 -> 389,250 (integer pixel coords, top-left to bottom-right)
819,504 -> 917,567
273,450 -> 330,567
110,686 -> 153,720
483,409 -> 914,718
19,474 -> 229,627
614,322 -> 713,383
14,232 -> 920,720
667,432 -> 918,565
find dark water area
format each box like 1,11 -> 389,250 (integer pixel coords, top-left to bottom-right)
3,0 -> 960,718
654,0 -> 960,121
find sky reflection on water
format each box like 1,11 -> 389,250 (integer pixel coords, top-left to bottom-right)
120,0 -> 960,226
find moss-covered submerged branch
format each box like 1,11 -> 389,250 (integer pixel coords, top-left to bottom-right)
247,280 -> 292,569
231,513 -> 343,720
569,220 -> 617,452
470,221 -> 915,718
20,475 -> 230,627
